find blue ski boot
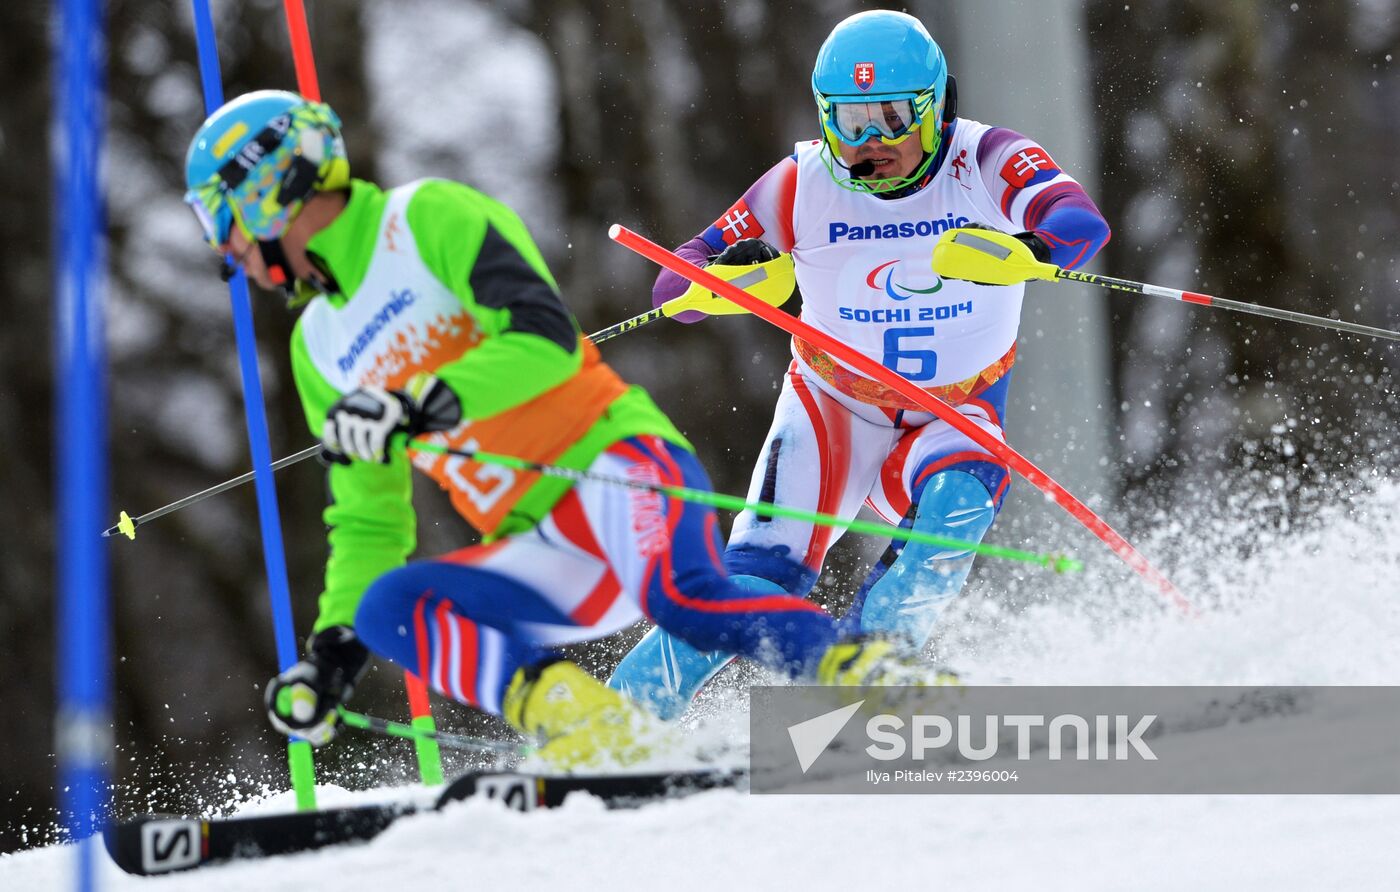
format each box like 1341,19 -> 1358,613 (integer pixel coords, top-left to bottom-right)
607,574 -> 786,721
847,469 -> 997,647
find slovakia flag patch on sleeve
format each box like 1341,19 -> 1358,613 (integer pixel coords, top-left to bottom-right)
999,146 -> 1060,189
713,198 -> 765,246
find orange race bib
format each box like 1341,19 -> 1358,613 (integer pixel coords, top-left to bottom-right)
409,338 -> 627,533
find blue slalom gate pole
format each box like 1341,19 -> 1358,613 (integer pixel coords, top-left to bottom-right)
54,0 -> 109,887
189,0 -> 317,808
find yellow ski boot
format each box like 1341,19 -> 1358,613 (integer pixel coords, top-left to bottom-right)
503,660 -> 676,770
816,637 -> 961,687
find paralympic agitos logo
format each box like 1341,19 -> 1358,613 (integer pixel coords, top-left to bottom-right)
866,260 -> 944,301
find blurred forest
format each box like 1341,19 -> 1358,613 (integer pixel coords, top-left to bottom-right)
1,0 -> 1396,851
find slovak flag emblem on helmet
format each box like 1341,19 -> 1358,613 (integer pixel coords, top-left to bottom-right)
854,62 -> 875,91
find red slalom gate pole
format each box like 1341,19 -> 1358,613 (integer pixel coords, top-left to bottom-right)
279,0 -> 442,784
608,224 -> 1191,614
281,0 -> 320,101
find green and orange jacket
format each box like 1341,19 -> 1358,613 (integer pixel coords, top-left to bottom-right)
290,178 -> 688,631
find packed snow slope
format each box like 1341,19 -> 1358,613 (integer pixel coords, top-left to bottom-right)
4,481 -> 1399,890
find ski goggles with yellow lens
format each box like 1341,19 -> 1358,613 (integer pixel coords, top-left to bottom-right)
822,90 -> 938,147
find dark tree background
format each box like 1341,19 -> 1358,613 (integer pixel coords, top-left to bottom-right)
1088,0 -> 1399,509
1,0 -> 1395,852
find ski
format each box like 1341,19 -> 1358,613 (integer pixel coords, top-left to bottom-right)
102,767 -> 744,875
435,766 -> 744,811
102,801 -> 409,876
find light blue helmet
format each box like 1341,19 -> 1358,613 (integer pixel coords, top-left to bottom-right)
183,90 -> 348,252
811,11 -> 950,159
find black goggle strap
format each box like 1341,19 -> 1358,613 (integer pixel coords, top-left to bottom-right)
215,113 -> 322,209
257,238 -> 295,294
216,114 -> 292,190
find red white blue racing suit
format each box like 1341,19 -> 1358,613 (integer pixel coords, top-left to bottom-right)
609,120 -> 1110,718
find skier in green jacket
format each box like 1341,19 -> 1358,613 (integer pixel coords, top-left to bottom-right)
183,90 -> 922,767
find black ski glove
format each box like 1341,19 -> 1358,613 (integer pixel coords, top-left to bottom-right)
321,373 -> 462,465
711,238 -> 780,267
265,626 -> 372,746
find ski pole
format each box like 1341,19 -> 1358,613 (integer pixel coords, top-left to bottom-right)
1058,268 -> 1400,342
103,268 -> 794,540
103,445 -> 322,539
107,436 -> 1080,571
338,708 -> 529,757
411,441 -> 1082,573
935,228 -> 1400,342
589,255 -> 794,345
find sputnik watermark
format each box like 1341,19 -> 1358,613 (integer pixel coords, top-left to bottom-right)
786,700 -> 865,773
788,703 -> 1157,775
749,686 -> 1399,794
864,712 -> 1158,762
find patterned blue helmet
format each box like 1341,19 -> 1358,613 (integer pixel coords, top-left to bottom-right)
811,11 -> 949,157
183,90 -> 348,251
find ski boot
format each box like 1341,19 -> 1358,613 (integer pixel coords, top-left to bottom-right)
851,469 -> 997,645
816,636 -> 960,688
608,574 -> 785,720
504,660 -> 678,770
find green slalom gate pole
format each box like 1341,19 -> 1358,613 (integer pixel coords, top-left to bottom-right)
408,442 -> 1081,574
402,676 -> 443,786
